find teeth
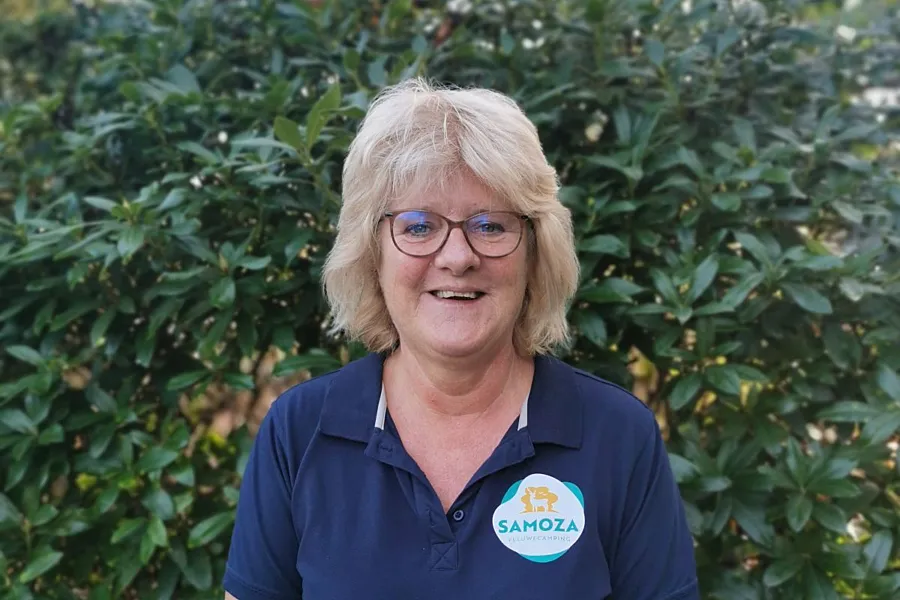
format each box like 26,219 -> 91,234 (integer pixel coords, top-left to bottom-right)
434,291 -> 479,299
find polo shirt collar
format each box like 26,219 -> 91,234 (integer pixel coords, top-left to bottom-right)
318,352 -> 583,449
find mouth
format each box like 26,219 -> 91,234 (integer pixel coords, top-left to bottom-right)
429,290 -> 486,301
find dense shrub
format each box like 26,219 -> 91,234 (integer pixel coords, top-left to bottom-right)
1,0 -> 899,598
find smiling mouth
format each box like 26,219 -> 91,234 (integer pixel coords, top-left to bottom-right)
429,290 -> 486,301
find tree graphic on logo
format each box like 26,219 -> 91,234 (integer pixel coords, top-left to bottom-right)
520,486 -> 559,513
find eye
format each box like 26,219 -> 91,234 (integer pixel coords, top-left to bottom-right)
405,222 -> 432,236
470,219 -> 505,235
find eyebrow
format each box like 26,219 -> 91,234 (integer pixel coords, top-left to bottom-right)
402,207 -> 497,217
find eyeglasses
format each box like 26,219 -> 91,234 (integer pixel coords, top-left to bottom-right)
382,210 -> 529,258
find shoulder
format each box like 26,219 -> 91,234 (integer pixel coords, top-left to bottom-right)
265,366 -> 340,429
260,351 -> 383,448
561,358 -> 660,443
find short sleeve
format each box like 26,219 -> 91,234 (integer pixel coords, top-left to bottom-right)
611,416 -> 700,600
223,401 -> 303,600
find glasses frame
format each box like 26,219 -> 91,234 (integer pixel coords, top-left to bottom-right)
382,209 -> 530,258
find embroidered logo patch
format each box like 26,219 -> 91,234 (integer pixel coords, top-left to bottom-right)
491,473 -> 585,563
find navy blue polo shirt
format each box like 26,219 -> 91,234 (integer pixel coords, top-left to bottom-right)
223,352 -> 699,600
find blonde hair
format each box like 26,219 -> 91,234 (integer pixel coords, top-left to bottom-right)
321,77 -> 579,356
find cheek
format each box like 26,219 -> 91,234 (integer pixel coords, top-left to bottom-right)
379,253 -> 428,299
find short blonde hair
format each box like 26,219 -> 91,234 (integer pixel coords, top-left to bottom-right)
321,77 -> 579,356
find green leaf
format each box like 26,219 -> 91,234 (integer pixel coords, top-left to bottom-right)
140,530 -> 156,565
148,516 -> 168,547
166,64 -> 201,94
83,196 -> 117,212
578,278 -> 644,303
816,552 -> 866,580
578,234 -> 629,257
90,309 -> 117,347
822,323 -> 861,370
86,384 -> 117,413
19,550 -> 63,583
31,504 -> 58,527
812,503 -> 848,534
117,226 -> 145,257
169,463 -> 195,487
744,184 -> 773,199
37,424 -> 64,445
831,200 -> 863,224
0,409 -> 36,434
612,106 -> 632,144
644,37 -> 665,67
166,371 -> 208,391
669,373 -> 702,410
676,146 -> 705,178
135,448 -> 179,473
781,283 -> 832,314
716,26 -> 740,57
687,255 -> 719,303
711,192 -> 741,212
650,268 -> 679,304
876,364 -> 900,402
111,518 -> 145,544
6,345 -> 43,365
763,556 -> 804,587
0,492 -> 24,526
722,272 -> 764,307
705,366 -> 741,395
762,167 -> 792,184
188,511 -> 234,548
273,116 -> 305,152
238,255 -> 272,270
786,494 -> 813,532
667,453 -> 699,482
181,549 -> 213,590
272,350 -> 342,378
709,495 -> 732,536
574,312 -> 607,348
817,401 -> 881,422
862,410 -> 900,444
306,83 -> 342,148
863,530 -> 893,574
176,141 -> 219,164
807,478 -> 860,499
803,565 -> 840,600
785,438 -> 808,487
142,488 -> 175,521
734,232 -> 772,266
159,188 -> 187,211
732,500 -> 774,546
209,277 -> 236,309
223,372 -> 256,390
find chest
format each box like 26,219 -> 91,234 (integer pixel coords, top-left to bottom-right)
293,435 -> 612,600
403,432 -> 500,511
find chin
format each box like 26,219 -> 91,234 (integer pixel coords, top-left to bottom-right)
425,334 -> 500,359
429,341 -> 482,358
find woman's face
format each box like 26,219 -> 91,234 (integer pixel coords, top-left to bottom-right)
378,171 -> 529,361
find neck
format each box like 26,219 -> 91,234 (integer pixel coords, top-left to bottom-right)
384,343 -> 532,420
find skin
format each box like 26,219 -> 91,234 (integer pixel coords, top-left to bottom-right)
225,171 -> 532,598
378,170 -> 530,394
379,170 -> 534,510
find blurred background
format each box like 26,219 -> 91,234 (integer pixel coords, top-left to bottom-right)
1,0 -> 898,598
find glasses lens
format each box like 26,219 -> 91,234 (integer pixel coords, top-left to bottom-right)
466,212 -> 523,257
391,211 -> 447,256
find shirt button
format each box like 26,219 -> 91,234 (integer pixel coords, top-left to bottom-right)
452,509 -> 465,522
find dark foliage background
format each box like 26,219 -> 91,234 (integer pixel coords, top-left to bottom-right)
1,0 -> 899,598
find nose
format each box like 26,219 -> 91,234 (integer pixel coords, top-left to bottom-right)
432,227 -> 480,274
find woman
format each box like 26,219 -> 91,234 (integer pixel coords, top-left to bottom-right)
223,78 -> 699,600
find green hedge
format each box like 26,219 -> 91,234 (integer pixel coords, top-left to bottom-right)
1,0 -> 899,598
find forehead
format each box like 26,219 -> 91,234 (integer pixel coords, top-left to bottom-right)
388,171 -> 515,217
